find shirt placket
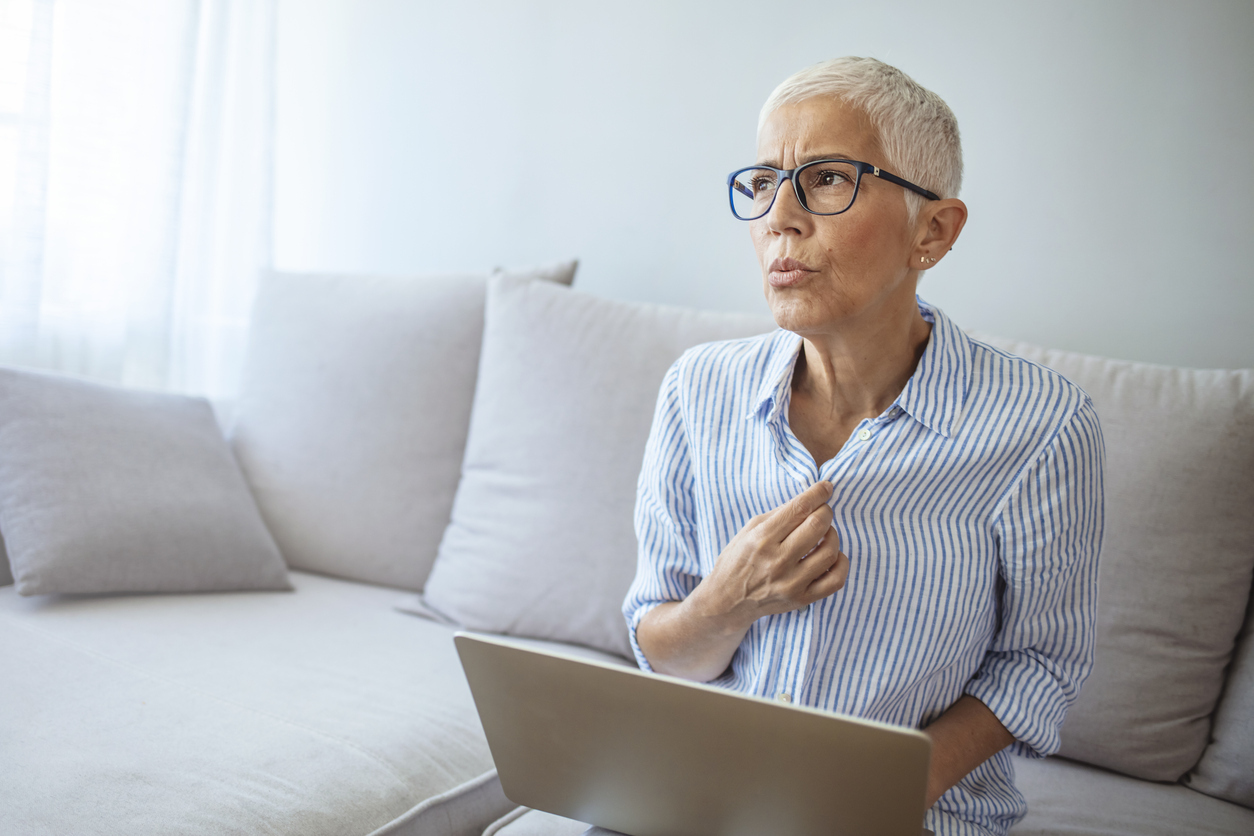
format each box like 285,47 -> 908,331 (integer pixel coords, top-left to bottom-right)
798,406 -> 905,701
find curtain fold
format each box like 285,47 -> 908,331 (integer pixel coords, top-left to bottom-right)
0,0 -> 274,400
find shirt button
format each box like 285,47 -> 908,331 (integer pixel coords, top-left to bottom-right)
857,428 -> 872,441
775,692 -> 792,703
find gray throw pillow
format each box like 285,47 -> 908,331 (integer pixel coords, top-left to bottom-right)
971,335 -> 1254,782
231,262 -> 576,593
410,276 -> 776,658
0,367 -> 290,595
1184,586 -> 1254,807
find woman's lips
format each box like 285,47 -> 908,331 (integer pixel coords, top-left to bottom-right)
768,257 -> 817,287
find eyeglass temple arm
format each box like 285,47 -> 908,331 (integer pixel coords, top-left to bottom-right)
728,174 -> 755,199
871,167 -> 940,201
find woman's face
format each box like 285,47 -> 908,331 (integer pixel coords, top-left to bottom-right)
751,98 -> 921,337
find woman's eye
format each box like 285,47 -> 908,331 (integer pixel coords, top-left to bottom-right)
814,169 -> 850,187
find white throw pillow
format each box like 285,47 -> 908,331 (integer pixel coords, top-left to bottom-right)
231,262 -> 576,592
410,276 -> 776,658
972,334 -> 1254,782
0,366 -> 290,596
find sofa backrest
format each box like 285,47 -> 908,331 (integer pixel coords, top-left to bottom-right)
231,263 -> 576,592
972,334 -> 1254,788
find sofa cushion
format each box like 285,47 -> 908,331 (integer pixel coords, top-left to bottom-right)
411,277 -> 776,658
1185,586 -> 1254,808
231,262 -> 576,593
1011,754 -> 1254,835
0,366 -> 290,596
0,571 -> 515,836
0,533 -> 12,586
972,336 -> 1254,782
484,807 -> 590,836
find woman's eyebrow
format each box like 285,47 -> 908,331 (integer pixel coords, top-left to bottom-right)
753,152 -> 856,168
799,152 -> 855,164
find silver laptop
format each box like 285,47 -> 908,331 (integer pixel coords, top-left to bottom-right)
455,632 -> 933,836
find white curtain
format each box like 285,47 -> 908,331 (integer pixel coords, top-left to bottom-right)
0,0 -> 274,399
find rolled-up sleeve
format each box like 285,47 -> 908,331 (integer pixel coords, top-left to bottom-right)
623,359 -> 705,672
966,399 -> 1105,758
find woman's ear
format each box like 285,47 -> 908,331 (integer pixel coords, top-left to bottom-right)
911,198 -> 967,270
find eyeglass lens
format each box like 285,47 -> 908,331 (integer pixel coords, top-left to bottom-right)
729,161 -> 860,220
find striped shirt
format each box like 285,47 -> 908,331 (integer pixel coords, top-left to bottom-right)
623,298 -> 1104,836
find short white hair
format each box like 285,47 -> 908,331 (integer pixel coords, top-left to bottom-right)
759,57 -> 962,224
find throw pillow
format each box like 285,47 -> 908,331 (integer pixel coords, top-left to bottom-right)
1183,585 -> 1254,807
410,276 -> 776,658
231,261 -> 577,593
971,335 -> 1254,782
0,367 -> 290,595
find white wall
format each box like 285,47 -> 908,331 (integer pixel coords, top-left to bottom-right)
275,0 -> 1254,368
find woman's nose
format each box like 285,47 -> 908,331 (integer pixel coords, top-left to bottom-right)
764,176 -> 809,233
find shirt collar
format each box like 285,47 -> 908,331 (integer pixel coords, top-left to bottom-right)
747,330 -> 804,423
895,298 -> 972,438
745,298 -> 972,438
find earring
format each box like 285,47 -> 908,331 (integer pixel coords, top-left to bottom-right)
919,256 -> 938,265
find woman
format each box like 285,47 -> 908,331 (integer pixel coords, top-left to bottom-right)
623,57 -> 1104,836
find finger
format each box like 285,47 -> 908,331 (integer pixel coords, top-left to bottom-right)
780,503 -> 834,558
764,480 -> 834,541
796,526 -> 840,577
803,550 -> 850,601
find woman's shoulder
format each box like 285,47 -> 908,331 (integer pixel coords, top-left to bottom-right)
963,333 -> 1098,428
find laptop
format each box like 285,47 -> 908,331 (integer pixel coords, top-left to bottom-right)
455,632 -> 933,836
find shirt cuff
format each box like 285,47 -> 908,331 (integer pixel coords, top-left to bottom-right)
964,649 -> 1071,758
625,600 -> 665,672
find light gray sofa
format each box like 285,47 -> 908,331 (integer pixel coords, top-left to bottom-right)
0,264 -> 1250,836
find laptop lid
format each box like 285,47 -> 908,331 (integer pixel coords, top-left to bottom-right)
455,632 -> 932,836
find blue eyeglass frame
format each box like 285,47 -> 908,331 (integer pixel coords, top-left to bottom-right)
726,159 -> 940,221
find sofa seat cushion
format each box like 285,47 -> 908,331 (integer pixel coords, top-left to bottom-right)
483,807 -> 590,836
0,571 -> 513,836
1011,754 -> 1254,835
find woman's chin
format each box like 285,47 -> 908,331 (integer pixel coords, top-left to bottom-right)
765,292 -> 831,334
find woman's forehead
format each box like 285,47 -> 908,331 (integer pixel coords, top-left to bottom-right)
755,98 -> 882,167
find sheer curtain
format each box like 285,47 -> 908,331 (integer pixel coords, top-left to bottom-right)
0,0 -> 274,400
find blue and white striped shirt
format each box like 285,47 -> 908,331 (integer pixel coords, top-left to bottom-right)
623,299 -> 1104,836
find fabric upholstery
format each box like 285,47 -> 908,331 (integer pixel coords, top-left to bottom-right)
0,571 -> 513,836
0,366 -> 290,596
1011,754 -> 1254,835
415,277 -> 776,658
0,533 -> 12,586
1185,585 -> 1254,808
484,808 -> 590,836
972,336 -> 1254,781
231,262 -> 576,593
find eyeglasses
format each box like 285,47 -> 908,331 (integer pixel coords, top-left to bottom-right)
726,159 -> 939,221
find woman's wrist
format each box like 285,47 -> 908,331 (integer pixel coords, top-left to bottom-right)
685,576 -> 751,632
639,588 -> 755,682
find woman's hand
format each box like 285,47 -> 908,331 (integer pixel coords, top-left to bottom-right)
637,480 -> 850,681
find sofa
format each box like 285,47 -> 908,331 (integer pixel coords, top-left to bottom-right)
0,261 -> 1250,836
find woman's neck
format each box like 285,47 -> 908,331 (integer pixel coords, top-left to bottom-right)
791,301 -> 932,426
